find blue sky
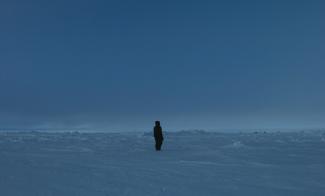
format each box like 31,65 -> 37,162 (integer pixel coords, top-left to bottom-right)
0,0 -> 324,131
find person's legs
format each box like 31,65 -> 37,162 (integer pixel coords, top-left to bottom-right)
155,139 -> 160,151
155,139 -> 163,151
157,140 -> 163,151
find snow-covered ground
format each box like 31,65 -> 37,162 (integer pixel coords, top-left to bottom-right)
0,130 -> 325,196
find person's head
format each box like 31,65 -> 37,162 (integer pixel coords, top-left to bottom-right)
155,121 -> 160,126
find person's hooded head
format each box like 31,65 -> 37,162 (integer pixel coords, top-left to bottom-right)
155,121 -> 160,126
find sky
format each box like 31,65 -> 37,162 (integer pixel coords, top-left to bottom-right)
0,0 -> 324,131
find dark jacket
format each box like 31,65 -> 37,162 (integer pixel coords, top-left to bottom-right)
154,125 -> 164,140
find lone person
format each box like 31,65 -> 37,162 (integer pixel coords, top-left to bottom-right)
153,121 -> 164,151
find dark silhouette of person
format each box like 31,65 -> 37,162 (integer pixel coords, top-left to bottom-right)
153,121 -> 164,151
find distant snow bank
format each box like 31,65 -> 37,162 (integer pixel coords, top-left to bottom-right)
1,128 -> 325,134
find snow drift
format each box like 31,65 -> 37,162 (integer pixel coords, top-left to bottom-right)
0,130 -> 324,196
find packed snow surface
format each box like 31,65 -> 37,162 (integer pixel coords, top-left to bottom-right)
1,130 -> 325,196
